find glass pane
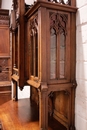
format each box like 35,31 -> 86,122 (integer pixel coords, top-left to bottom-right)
35,33 -> 38,77
30,35 -> 34,75
30,31 -> 38,77
59,33 -> 66,78
15,29 -> 18,68
50,28 -> 57,79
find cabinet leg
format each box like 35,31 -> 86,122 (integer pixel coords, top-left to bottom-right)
39,88 -> 48,130
12,81 -> 18,101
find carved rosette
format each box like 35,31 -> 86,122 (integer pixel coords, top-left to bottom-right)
50,12 -> 68,35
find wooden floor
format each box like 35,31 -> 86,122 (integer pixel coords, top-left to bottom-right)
0,98 -> 66,130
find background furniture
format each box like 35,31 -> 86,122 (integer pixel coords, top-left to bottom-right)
0,9 -> 11,105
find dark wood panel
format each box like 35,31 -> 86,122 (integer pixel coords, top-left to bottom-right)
0,92 -> 11,105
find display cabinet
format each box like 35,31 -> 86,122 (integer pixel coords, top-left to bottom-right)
25,0 -> 77,130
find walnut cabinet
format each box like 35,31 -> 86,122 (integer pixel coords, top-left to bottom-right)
11,0 -> 77,129
25,0 -> 77,130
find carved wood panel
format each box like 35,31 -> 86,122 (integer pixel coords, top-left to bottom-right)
0,58 -> 9,81
50,12 -> 68,80
0,72 -> 9,81
54,91 -> 69,118
0,59 -> 8,71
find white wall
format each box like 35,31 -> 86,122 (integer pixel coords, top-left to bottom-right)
1,0 -> 34,9
1,0 -> 12,10
25,0 -> 34,5
75,1 -> 87,130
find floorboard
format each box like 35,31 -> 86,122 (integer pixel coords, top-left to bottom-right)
0,98 -> 66,130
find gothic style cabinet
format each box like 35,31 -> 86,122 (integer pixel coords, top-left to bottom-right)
25,0 -> 77,130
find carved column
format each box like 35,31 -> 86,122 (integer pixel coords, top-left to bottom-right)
12,80 -> 18,101
39,84 -> 48,130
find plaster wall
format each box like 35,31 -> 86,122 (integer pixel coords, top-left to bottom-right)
1,0 -> 12,9
75,0 -> 87,130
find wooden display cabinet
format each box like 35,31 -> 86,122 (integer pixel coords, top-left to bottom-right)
25,0 -> 77,130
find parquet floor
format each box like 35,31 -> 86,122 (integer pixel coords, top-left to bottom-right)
0,98 -> 66,130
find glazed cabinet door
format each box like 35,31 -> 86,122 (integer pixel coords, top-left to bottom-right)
47,10 -> 70,84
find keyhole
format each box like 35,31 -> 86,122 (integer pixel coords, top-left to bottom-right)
0,66 -> 2,73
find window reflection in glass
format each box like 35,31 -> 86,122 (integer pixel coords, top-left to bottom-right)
30,34 -> 34,75
15,28 -> 18,68
35,32 -> 38,77
30,30 -> 38,77
50,28 -> 57,79
59,33 -> 66,78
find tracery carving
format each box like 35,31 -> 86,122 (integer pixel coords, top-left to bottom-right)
30,16 -> 38,76
29,16 -> 38,56
50,12 -> 68,35
12,0 -> 19,19
30,16 -> 38,36
48,0 -> 71,5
